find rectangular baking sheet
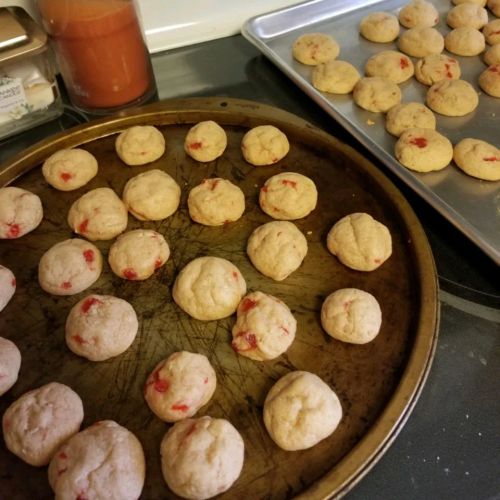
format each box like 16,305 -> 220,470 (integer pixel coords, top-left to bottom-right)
242,0 -> 500,265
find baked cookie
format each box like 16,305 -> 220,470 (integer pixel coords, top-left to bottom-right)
259,172 -> 318,220
453,0 -> 486,5
385,102 -> 436,137
359,12 -> 400,43
48,420 -> 145,500
42,149 -> 98,191
426,79 -> 479,116
38,239 -> 103,295
292,33 -> 340,65
161,417 -> 244,499
321,288 -> 382,344
173,256 -> 246,321
0,186 -> 43,239
364,50 -> 414,84
2,382 -> 83,466
445,27 -> 485,56
231,291 -> 297,361
241,125 -> 290,166
352,77 -> 402,113
311,60 -> 361,94
327,213 -> 392,271
115,125 -> 165,166
247,221 -> 308,281
184,120 -> 227,162
395,127 -> 453,172
65,294 -> 138,361
108,229 -> 170,280
0,265 -> 15,312
446,3 -> 488,30
188,178 -> 245,226
397,27 -> 444,57
488,0 -> 500,16
0,337 -> 21,396
485,44 -> 500,65
122,169 -> 181,221
398,0 -> 439,28
144,351 -> 216,422
414,54 -> 461,85
479,64 -> 500,97
453,138 -> 500,180
483,19 -> 500,45
263,371 -> 342,451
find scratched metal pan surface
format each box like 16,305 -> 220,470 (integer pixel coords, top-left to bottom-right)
242,0 -> 500,265
0,98 -> 438,499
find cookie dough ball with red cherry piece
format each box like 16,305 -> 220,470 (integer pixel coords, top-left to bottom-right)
483,19 -> 500,45
453,138 -> 500,181
0,187 -> 43,239
359,12 -> 400,43
0,337 -> 21,396
479,64 -> 500,97
241,125 -> 290,166
398,0 -> 439,28
292,33 -> 340,65
184,120 -> 227,162
115,125 -> 165,166
426,79 -> 479,116
364,50 -> 414,84
414,54 -> 461,86
487,0 -> 500,16
0,264 -> 16,312
447,3 -> 488,30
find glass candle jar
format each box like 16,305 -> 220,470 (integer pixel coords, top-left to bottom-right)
36,0 -> 156,114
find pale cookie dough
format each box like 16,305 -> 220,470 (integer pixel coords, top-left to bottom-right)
321,288 -> 382,344
364,50 -> 414,84
247,221 -> 308,281
263,371 -> 342,451
398,0 -> 439,28
327,212 -> 392,271
65,294 -> 139,361
488,0 -> 500,16
144,351 -> 216,422
479,64 -> 500,97
160,417 -> 244,499
173,256 -> 246,321
188,178 -> 245,226
395,127 -> 453,172
352,77 -> 402,113
485,44 -> 500,65
42,149 -> 98,191
0,186 -> 43,239
426,79 -> 479,116
115,125 -> 165,166
259,172 -> 318,220
453,138 -> 500,180
445,27 -> 485,56
311,60 -> 360,94
38,239 -> 103,295
122,169 -> 181,221
241,125 -> 290,166
2,382 -> 83,466
292,33 -> 340,65
184,121 -> 227,162
0,337 -> 21,396
414,54 -> 461,85
386,102 -> 436,136
108,229 -> 170,280
48,420 -> 145,500
446,3 -> 488,30
397,27 -> 444,57
483,19 -> 500,45
359,12 -> 400,43
68,187 -> 128,241
453,0 -> 486,5
0,265 -> 15,312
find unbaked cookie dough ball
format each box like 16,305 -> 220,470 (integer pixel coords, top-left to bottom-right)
48,420 -> 145,500
445,27 -> 485,56
108,229 -> 170,281
42,149 -> 98,191
144,351 -> 216,422
485,44 -> 500,66
65,294 -> 139,361
115,125 -> 165,166
38,239 -> 102,295
292,33 -> 340,65
321,288 -> 382,344
0,265 -> 16,312
2,382 -> 83,466
68,187 -> 128,241
359,12 -> 400,43
311,60 -> 361,94
364,50 -> 414,84
263,371 -> 342,451
479,64 -> 500,97
0,337 -> 21,396
352,77 -> 402,113
160,417 -> 244,499
0,187 -> 43,239
247,221 -> 308,281
327,213 -> 392,271
184,121 -> 227,162
488,0 -> 500,16
453,138 -> 500,180
397,27 -> 444,57
241,125 -> 290,166
414,54 -> 461,85
122,169 -> 181,221
188,178 -> 245,226
385,102 -> 436,137
426,79 -> 479,116
447,3 -> 488,29
398,0 -> 439,28
483,19 -> 500,45
173,256 -> 246,321
395,127 -> 453,172
231,291 -> 296,361
259,172 -> 317,220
